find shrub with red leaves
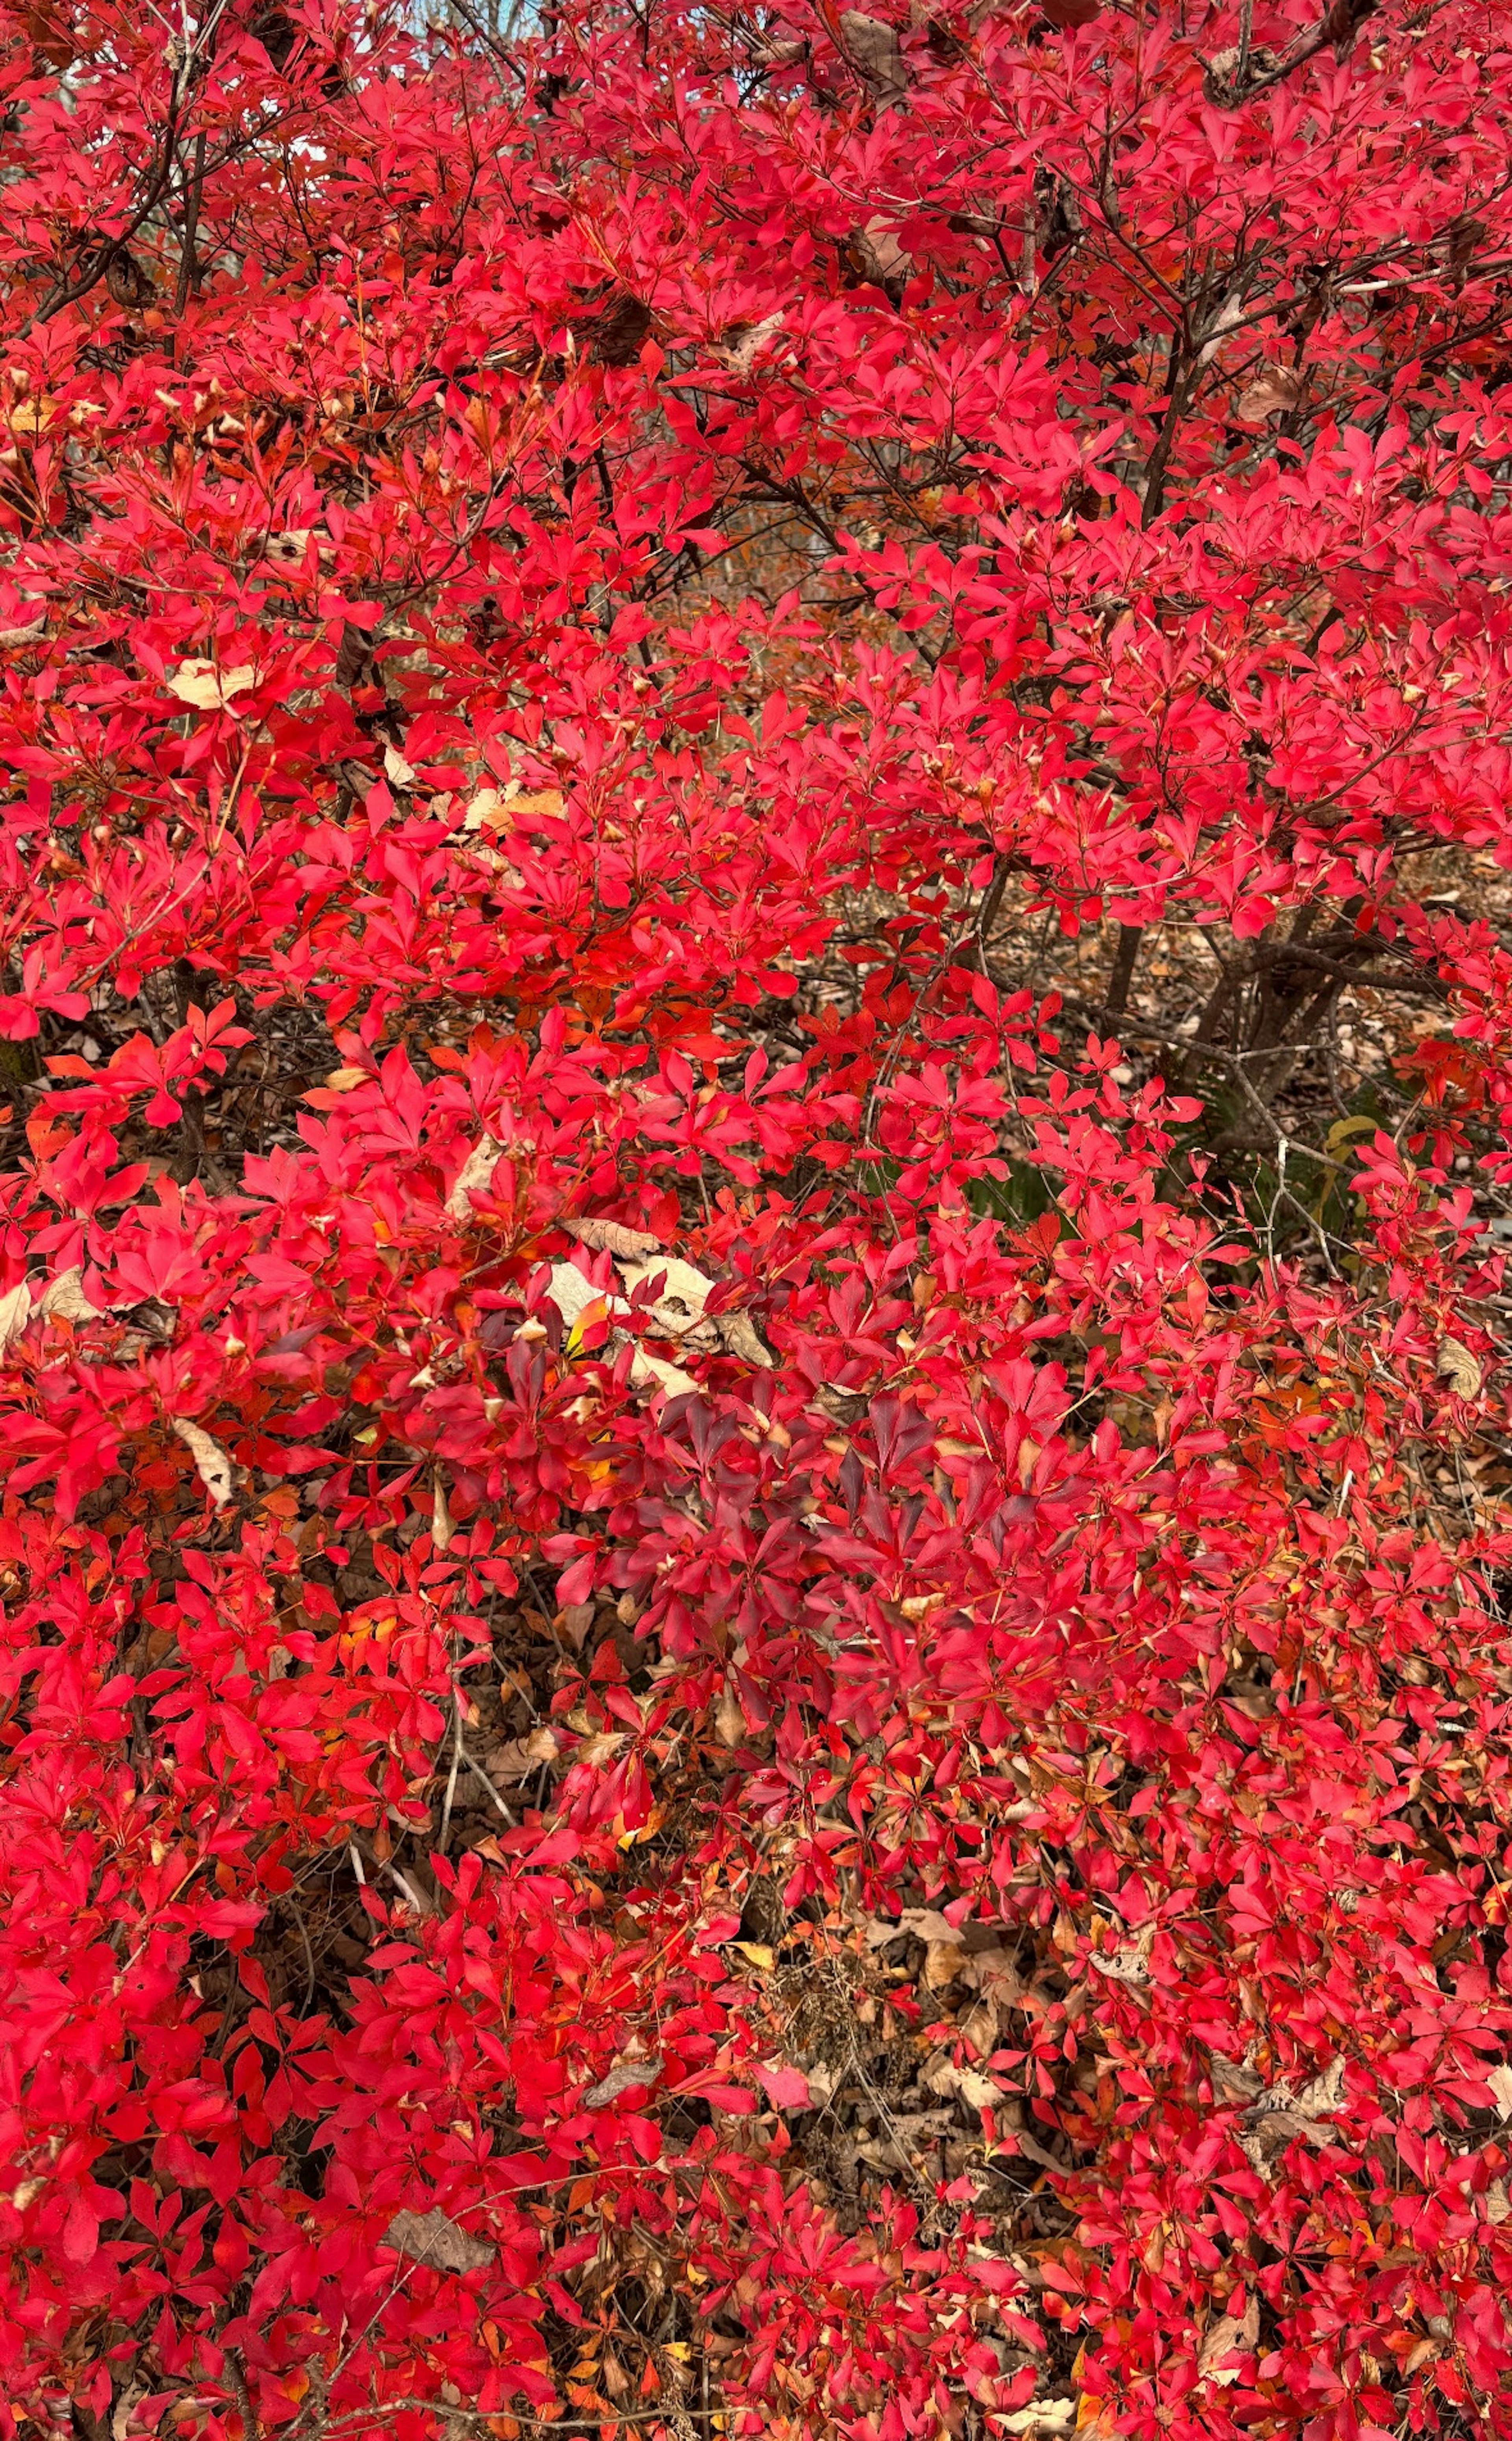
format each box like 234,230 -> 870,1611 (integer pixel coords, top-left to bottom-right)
4,1 -> 1512,2436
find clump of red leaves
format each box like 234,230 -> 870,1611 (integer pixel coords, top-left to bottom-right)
4,0 -> 1512,2437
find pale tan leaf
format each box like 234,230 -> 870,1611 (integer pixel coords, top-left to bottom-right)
865,1906 -> 959,1949
462,787 -> 509,832
584,2054 -> 663,2110
322,1066 -> 370,1093
172,1418 -> 235,1508
713,311 -> 786,374
431,1476 -> 453,1552
1234,367 -> 1302,423
850,217 -> 912,288
548,1261 -> 628,1335
563,1215 -> 663,1259
384,744 -> 417,786
715,1307 -> 774,1367
839,8 -> 906,98
445,1134 -> 501,1219
923,2055 -> 1006,2111
382,2206 -> 495,2274
629,1346 -> 700,1398
924,1937 -> 967,1990
0,1278 -> 32,1357
0,614 -> 45,649
1290,2057 -> 1347,2120
39,1267 -> 105,1323
1197,2294 -> 1259,2386
715,1680 -> 745,1746
617,1254 -> 715,1334
263,529 -> 312,565
1437,1335 -> 1482,1397
168,659 -> 258,710
1487,2062 -> 1512,2120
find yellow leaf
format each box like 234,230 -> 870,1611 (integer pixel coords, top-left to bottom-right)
732,1941 -> 775,1970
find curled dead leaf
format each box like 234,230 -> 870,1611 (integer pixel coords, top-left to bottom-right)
168,660 -> 258,710
1437,1335 -> 1482,1397
849,216 -> 912,293
381,2206 -> 495,2274
1234,366 -> 1302,423
713,311 -> 786,375
39,1267 -> 106,1323
629,1345 -> 700,1399
446,1134 -> 501,1219
0,1278 -> 32,1357
563,1215 -> 663,1259
584,2053 -> 663,2109
172,1419 -> 235,1508
1197,2293 -> 1259,2385
838,9 -> 906,100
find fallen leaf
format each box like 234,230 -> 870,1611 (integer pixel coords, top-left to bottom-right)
0,612 -> 46,649
173,1419 -> 235,1508
445,1134 -> 502,1219
838,8 -> 906,99
39,1267 -> 105,1323
923,2055 -> 1007,2111
1437,1335 -> 1482,1397
463,787 -> 510,831
384,743 -> 417,786
1487,2061 -> 1512,2119
584,2054 -> 663,2109
563,1215 -> 663,1259
1197,2293 -> 1259,2385
1234,366 -> 1302,423
618,1253 -> 716,1334
382,2206 -> 495,2274
850,216 -> 912,290
630,1346 -> 700,1398
713,311 -> 786,374
866,1905 -> 960,1948
0,1278 -> 32,1357
715,1307 -> 774,1367
168,659 -> 259,710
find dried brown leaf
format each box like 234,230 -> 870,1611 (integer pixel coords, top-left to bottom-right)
563,1215 -> 663,1259
838,8 -> 906,99
382,2206 -> 495,2274
172,1418 -> 235,1508
446,1134 -> 501,1219
1234,366 -> 1302,423
1437,1335 -> 1482,1397
0,1279 -> 32,1358
168,659 -> 258,710
584,2053 -> 663,2109
1197,2293 -> 1259,2385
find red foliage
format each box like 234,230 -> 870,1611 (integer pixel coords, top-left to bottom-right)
2,0 -> 1512,2436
